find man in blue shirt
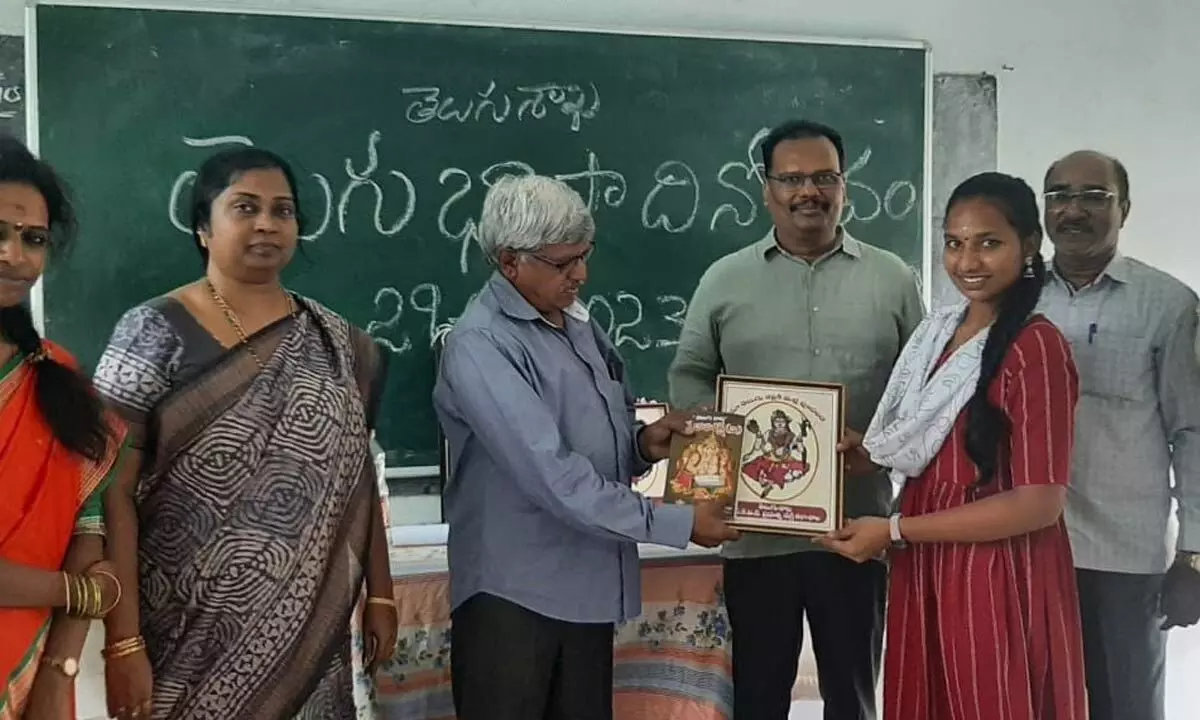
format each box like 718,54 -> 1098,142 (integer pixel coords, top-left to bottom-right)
433,174 -> 738,720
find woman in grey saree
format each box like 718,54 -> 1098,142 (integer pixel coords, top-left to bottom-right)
93,147 -> 396,720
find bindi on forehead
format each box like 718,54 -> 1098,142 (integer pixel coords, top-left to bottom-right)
0,189 -> 49,225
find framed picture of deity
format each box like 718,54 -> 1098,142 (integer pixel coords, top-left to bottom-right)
632,401 -> 670,499
715,374 -> 846,537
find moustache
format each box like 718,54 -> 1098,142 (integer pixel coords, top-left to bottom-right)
1056,221 -> 1093,234
789,200 -> 829,213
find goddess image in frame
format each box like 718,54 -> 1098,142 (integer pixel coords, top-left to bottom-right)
741,408 -> 814,498
717,375 -> 844,536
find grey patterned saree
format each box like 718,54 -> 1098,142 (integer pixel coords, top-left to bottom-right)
94,296 -> 386,720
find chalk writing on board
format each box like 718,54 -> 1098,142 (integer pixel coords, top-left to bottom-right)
339,129 -> 416,236
710,127 -> 771,231
555,150 -> 628,212
706,127 -> 920,231
0,74 -> 21,120
164,131 -> 917,271
365,282 -> 447,356
438,151 -> 627,273
843,146 -> 918,222
168,134 -> 335,242
184,134 -> 252,148
642,161 -> 700,234
586,292 -> 690,351
401,80 -> 600,132
364,281 -> 689,357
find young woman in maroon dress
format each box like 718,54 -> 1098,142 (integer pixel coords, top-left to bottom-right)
818,172 -> 1087,720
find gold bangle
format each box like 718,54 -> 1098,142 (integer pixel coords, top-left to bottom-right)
92,577 -> 104,617
67,574 -> 85,618
78,575 -> 89,618
102,635 -> 146,659
89,569 -> 122,617
103,643 -> 146,660
366,596 -> 396,609
62,573 -> 72,615
103,636 -> 145,654
85,576 -> 97,618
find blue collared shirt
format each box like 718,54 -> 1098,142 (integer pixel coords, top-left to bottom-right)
433,272 -> 695,623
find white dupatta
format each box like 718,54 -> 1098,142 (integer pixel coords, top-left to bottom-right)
862,301 -> 988,497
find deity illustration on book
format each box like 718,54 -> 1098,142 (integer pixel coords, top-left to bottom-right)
741,408 -> 812,497
665,413 -> 742,504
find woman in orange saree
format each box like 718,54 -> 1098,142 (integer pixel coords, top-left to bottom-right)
0,135 -> 126,719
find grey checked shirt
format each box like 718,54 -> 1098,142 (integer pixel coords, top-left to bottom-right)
1038,254 -> 1200,573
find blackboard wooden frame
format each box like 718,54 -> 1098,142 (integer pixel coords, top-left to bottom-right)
24,0 -> 933,490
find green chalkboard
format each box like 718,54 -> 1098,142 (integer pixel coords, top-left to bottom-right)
34,3 -> 928,469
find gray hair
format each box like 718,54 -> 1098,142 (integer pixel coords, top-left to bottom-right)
476,174 -> 595,264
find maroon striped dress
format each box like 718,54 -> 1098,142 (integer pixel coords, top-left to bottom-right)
885,317 -> 1088,720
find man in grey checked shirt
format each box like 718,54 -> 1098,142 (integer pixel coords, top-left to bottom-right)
1039,150 -> 1200,720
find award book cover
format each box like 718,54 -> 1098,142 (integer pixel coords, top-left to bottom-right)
663,412 -> 745,518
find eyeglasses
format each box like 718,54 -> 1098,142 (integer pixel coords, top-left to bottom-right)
1043,189 -> 1116,211
0,219 -> 52,248
525,244 -> 595,274
765,171 -> 843,191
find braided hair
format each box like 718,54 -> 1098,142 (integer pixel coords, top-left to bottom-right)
0,135 -> 112,461
946,172 -> 1047,485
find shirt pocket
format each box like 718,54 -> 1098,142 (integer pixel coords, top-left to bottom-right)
1075,331 -> 1153,402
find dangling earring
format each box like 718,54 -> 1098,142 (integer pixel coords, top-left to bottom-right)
1022,255 -> 1035,279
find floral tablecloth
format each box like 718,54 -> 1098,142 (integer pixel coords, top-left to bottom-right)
373,555 -> 734,720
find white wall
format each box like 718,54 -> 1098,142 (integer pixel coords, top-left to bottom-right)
9,1 -> 1200,718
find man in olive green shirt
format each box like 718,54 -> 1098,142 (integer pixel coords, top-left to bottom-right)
669,119 -> 923,720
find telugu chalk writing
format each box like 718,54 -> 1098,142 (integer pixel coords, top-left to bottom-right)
160,129 -> 920,357
165,130 -> 918,273
710,127 -> 771,231
401,80 -> 600,132
338,129 -> 416,237
642,160 -> 700,234
706,128 -> 920,231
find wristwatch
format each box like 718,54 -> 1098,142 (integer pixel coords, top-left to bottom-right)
888,513 -> 907,549
40,655 -> 79,678
1180,552 -> 1200,574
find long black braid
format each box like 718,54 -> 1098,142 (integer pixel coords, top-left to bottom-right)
947,172 -> 1048,486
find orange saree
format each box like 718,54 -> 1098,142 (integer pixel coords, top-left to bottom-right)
0,343 -> 125,719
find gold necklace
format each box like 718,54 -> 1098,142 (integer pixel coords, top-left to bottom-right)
205,279 -> 296,370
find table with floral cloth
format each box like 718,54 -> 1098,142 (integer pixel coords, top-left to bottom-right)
372,545 -> 734,720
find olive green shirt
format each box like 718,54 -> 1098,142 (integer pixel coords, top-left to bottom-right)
668,230 -> 925,559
